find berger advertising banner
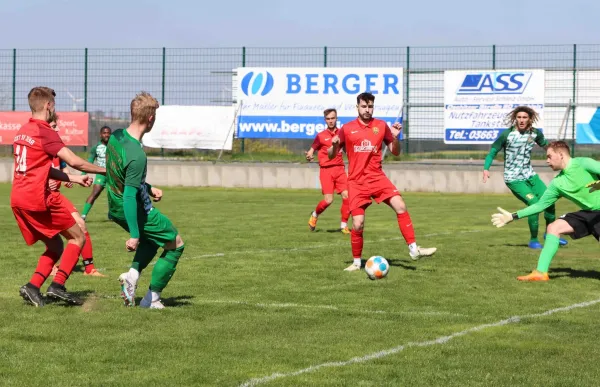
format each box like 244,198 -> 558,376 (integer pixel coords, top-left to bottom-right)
235,67 -> 404,140
142,105 -> 235,150
444,70 -> 545,144
0,112 -> 89,145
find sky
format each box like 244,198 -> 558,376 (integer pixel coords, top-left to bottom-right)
1,0 -> 599,48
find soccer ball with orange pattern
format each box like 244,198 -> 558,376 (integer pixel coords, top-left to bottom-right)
365,256 -> 389,280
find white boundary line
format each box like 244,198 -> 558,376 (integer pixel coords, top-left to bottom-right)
239,298 -> 600,387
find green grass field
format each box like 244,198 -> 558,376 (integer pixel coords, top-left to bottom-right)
1,183 -> 600,386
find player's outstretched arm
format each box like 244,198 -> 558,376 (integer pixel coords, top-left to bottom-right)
483,130 -> 508,182
81,144 -> 98,176
492,183 -> 560,227
49,167 -> 92,187
57,147 -> 106,175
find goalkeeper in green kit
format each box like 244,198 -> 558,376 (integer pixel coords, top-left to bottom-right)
483,106 -> 567,249
106,92 -> 185,308
491,141 -> 600,281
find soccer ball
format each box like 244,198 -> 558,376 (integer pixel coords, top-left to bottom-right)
365,256 -> 389,280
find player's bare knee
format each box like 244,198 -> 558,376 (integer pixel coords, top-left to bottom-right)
547,221 -> 563,236
164,235 -> 184,251
352,219 -> 364,231
341,191 -> 348,199
46,236 -> 64,256
74,215 -> 87,233
324,196 -> 334,205
175,235 -> 184,248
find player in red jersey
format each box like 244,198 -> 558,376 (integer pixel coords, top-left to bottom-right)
11,87 -> 107,307
328,92 -> 437,271
305,108 -> 350,234
47,119 -> 107,278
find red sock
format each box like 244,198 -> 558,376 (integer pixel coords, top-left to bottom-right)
81,232 -> 95,273
53,243 -> 82,286
29,249 -> 61,288
397,212 -> 416,245
341,198 -> 350,223
315,200 -> 331,215
351,229 -> 364,258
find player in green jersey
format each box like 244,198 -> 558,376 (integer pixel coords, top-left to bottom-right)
81,126 -> 112,220
106,92 -> 185,308
483,106 -> 567,249
491,141 -> 600,281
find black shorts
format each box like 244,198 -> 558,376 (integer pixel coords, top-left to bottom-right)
561,210 -> 600,240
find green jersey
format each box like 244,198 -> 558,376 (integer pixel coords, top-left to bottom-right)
88,142 -> 108,167
517,157 -> 600,219
106,129 -> 153,219
484,127 -> 547,183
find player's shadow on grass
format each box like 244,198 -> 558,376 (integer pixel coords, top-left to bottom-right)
45,290 -> 95,307
549,267 -> 600,280
132,295 -> 194,307
346,259 -> 419,271
495,243 -> 530,247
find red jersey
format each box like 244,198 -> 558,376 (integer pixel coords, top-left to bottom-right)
311,128 -> 344,167
11,118 -> 66,211
338,118 -> 395,183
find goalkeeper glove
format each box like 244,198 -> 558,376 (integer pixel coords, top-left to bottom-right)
491,207 -> 517,228
586,180 -> 600,193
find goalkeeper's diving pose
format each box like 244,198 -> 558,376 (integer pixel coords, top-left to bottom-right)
491,140 -> 600,281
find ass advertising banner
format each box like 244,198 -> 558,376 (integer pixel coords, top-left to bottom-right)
444,69 -> 545,144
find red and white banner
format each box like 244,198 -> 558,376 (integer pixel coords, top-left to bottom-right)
0,112 -> 89,145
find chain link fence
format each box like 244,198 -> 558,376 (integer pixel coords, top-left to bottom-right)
1,45 -> 599,160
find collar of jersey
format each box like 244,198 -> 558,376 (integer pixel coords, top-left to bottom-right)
29,118 -> 52,129
124,128 -> 141,145
355,118 -> 375,129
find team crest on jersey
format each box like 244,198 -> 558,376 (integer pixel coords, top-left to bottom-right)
372,127 -> 379,135
526,193 -> 534,200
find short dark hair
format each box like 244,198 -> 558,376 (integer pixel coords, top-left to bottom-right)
547,140 -> 570,155
323,108 -> 337,116
357,92 -> 375,105
100,125 -> 112,133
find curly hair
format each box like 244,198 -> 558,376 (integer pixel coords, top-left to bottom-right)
504,105 -> 539,129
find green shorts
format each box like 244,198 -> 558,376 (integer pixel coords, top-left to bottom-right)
113,207 -> 178,248
506,174 -> 546,205
93,174 -> 106,187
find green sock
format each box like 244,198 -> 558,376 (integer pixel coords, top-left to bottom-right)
150,245 -> 184,292
536,234 -> 560,273
82,202 -> 93,216
131,240 -> 159,273
527,214 -> 539,241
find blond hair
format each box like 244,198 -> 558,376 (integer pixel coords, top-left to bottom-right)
130,91 -> 159,124
28,87 -> 56,113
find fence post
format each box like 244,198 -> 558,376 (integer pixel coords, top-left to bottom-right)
324,46 -> 327,67
571,44 -> 577,157
492,44 -> 496,70
12,48 -> 16,111
404,46 -> 410,155
83,48 -> 90,152
161,47 -> 166,158
241,46 -> 246,154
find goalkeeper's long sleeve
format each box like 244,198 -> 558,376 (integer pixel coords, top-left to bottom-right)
516,183 -> 560,219
123,185 -> 140,239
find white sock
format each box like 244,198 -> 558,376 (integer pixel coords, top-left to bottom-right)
408,242 -> 418,254
128,268 -> 140,282
341,222 -> 347,229
312,211 -> 318,218
144,289 -> 161,302
353,258 -> 361,267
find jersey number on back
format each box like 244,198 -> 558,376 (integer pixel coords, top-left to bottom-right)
14,145 -> 28,173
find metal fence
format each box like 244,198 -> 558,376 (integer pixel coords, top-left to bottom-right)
1,45 -> 599,159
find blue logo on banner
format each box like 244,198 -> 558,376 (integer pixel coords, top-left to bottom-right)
457,72 -> 532,95
241,71 -> 274,96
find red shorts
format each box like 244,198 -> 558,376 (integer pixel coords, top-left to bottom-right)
319,165 -> 348,195
53,192 -> 78,214
348,177 -> 401,215
12,193 -> 77,246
